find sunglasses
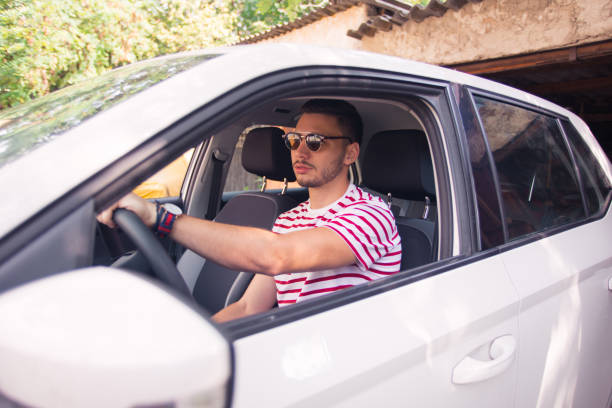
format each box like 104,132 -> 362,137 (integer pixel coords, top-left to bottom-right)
283,131 -> 352,151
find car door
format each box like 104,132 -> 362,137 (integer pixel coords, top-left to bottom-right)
227,256 -> 518,408
470,94 -> 612,407
221,78 -> 520,408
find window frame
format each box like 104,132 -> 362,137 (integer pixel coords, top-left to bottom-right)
558,119 -> 612,217
462,86 -> 612,252
175,69 -> 468,338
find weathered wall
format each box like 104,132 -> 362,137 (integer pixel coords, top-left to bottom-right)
258,5 -> 365,50
361,0 -> 612,64
258,0 -> 612,65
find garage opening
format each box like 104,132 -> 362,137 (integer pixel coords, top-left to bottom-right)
450,39 -> 612,159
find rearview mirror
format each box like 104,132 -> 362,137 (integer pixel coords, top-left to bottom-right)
0,267 -> 230,408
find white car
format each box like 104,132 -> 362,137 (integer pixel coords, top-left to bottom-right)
0,44 -> 610,408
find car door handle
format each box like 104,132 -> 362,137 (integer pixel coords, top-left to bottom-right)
608,277 -> 612,291
452,335 -> 517,385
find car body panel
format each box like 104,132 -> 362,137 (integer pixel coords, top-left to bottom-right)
231,256 -> 519,408
501,209 -> 612,407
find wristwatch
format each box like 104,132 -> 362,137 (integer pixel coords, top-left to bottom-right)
154,203 -> 183,238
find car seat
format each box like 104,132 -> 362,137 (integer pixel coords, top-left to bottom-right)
178,126 -> 299,314
361,129 -> 437,270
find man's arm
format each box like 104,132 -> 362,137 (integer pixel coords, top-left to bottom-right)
171,213 -> 355,276
212,274 -> 277,323
97,193 -> 356,276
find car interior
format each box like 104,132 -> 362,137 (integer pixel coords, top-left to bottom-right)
94,95 -> 441,318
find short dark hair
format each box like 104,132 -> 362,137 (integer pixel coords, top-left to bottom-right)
300,99 -> 363,145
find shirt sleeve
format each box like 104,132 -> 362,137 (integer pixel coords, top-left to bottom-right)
320,202 -> 399,270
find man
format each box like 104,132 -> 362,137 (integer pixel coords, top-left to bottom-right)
98,99 -> 401,322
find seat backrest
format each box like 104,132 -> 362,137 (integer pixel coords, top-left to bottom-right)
362,129 -> 436,270
178,126 -> 298,314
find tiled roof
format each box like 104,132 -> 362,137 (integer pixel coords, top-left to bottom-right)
237,0 -> 483,44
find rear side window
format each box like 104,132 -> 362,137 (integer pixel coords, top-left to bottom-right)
561,121 -> 611,215
474,96 -> 585,240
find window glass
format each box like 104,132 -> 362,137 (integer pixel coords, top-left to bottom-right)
474,96 -> 585,240
133,149 -> 194,199
0,54 -> 217,169
561,120 -> 611,215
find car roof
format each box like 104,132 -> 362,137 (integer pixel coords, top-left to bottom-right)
0,43 -> 604,238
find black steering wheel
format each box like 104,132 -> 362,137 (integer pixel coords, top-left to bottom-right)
112,208 -> 191,297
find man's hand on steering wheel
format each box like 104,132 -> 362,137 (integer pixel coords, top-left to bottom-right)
97,193 -> 157,229
96,193 -> 191,297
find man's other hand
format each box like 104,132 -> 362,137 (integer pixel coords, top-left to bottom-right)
96,193 -> 157,229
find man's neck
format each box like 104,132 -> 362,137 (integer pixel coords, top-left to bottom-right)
308,177 -> 351,209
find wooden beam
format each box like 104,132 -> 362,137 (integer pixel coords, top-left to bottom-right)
525,75 -> 612,95
581,113 -> 612,123
448,39 -> 612,75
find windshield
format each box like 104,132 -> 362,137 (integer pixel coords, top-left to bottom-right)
0,53 -> 218,168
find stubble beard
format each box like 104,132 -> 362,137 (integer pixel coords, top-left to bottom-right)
295,154 -> 345,188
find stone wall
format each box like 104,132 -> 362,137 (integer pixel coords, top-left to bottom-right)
258,0 -> 612,65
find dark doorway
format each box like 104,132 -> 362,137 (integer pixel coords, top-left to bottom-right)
450,40 -> 612,158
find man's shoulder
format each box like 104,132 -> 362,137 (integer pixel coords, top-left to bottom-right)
339,185 -> 392,213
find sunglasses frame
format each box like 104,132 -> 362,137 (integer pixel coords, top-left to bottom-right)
283,131 -> 352,151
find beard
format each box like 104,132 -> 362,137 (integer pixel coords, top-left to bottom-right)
294,154 -> 345,188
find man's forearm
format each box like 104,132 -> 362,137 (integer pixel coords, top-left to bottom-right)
212,300 -> 247,323
170,215 -> 283,275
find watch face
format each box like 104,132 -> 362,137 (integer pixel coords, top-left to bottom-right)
162,203 -> 183,215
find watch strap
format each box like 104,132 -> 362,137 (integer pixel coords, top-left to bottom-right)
154,203 -> 178,238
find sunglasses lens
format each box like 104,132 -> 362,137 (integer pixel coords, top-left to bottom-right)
305,134 -> 323,151
284,133 -> 324,151
285,133 -> 301,150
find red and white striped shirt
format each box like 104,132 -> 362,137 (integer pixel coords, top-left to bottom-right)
273,184 -> 401,306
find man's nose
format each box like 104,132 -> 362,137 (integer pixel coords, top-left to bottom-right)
294,137 -> 311,156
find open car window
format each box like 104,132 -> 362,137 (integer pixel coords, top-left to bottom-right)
133,149 -> 194,199
177,92 -> 450,326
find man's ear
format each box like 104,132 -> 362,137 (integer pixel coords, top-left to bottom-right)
344,142 -> 360,165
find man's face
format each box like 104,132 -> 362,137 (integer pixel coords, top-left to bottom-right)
290,113 -> 356,188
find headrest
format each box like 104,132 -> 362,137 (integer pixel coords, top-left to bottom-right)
241,127 -> 296,182
362,130 -> 435,200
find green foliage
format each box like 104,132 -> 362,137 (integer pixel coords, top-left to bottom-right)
0,0 -> 330,110
397,0 -> 430,5
0,0 -> 237,109
231,0 -> 328,38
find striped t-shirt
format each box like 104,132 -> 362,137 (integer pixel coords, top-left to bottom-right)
272,184 -> 401,306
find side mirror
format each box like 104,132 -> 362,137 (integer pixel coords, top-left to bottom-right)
0,267 -> 231,408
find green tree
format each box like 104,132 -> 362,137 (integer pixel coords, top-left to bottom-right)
0,0 -> 333,110
231,0 -> 328,38
0,0 -> 236,109
397,0 -> 430,5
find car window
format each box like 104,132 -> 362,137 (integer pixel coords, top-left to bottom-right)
560,120 -> 611,216
133,149 -> 194,199
474,96 -> 585,240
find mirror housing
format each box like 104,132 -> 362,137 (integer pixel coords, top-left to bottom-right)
0,267 -> 230,408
